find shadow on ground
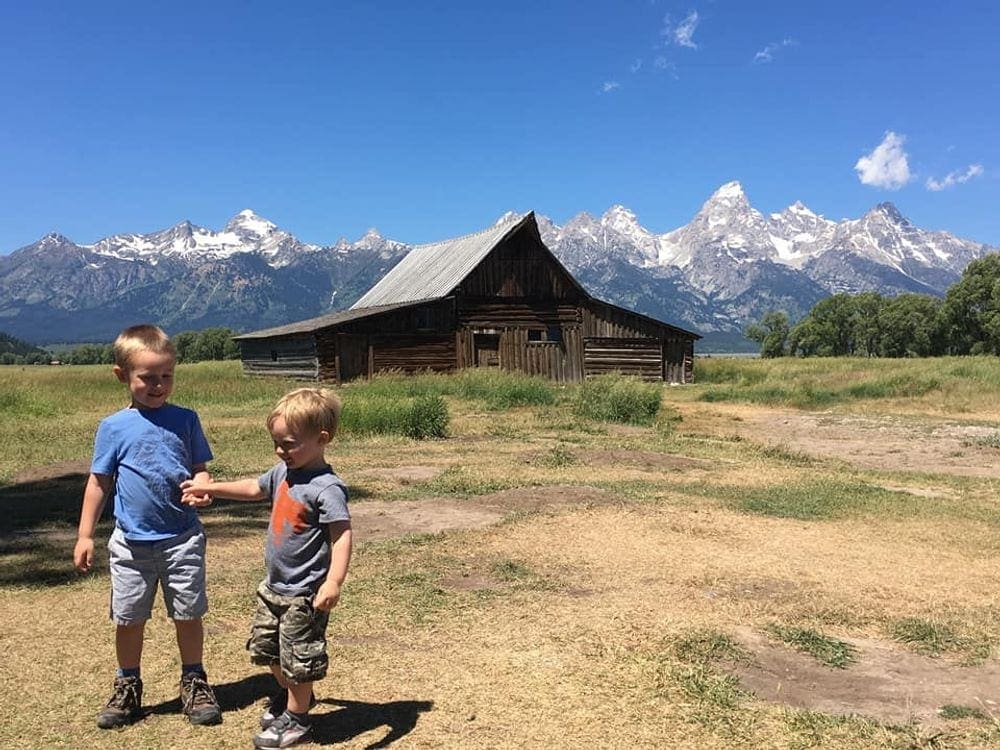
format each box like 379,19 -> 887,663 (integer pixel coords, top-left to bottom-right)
0,467 -> 381,587
145,672 -> 432,748
314,697 -> 434,748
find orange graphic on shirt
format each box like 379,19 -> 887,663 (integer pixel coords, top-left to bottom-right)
270,481 -> 309,547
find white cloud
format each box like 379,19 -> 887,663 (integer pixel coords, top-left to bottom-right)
926,164 -> 984,191
601,80 -> 621,93
753,38 -> 796,64
855,131 -> 912,190
630,58 -> 643,73
661,11 -> 700,49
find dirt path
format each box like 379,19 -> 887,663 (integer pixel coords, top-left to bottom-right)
703,405 -> 1000,477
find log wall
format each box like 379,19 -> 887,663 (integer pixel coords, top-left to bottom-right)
583,337 -> 663,380
238,335 -> 318,380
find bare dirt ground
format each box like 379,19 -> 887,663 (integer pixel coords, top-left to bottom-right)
350,485 -> 616,542
734,628 -> 1000,725
344,409 -> 1000,731
694,403 -> 1000,478
11,407 -> 1000,744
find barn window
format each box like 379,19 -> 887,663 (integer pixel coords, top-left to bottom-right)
527,330 -> 543,342
416,307 -> 433,330
547,326 -> 563,343
270,350 -> 278,361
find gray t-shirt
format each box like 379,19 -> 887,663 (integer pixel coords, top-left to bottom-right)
257,462 -> 350,596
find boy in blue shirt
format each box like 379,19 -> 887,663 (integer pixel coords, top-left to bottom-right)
182,387 -> 352,749
73,324 -> 222,729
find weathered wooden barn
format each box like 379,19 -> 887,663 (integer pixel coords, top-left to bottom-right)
234,213 -> 699,383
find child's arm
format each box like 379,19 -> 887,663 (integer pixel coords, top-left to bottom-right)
314,521 -> 352,611
180,477 -> 267,505
191,462 -> 211,485
74,473 -> 113,573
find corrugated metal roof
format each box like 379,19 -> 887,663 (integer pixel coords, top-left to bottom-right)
232,301 -> 424,340
351,212 -> 531,309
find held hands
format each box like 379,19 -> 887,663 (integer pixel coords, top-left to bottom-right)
313,580 -> 342,612
179,479 -> 214,508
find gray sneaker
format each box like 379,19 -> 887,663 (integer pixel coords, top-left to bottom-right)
180,670 -> 222,726
97,675 -> 143,729
253,711 -> 312,748
260,691 -> 316,729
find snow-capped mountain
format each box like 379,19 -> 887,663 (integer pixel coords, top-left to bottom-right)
86,209 -> 325,268
0,211 -> 409,343
537,182 -> 995,338
1,188 -> 995,347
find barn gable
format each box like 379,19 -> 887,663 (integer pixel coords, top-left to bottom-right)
351,212 -> 585,308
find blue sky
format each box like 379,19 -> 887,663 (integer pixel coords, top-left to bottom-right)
1,0 -> 998,252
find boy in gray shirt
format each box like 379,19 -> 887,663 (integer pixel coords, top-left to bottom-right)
182,387 -> 352,749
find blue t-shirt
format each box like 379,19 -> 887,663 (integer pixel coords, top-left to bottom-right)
258,462 -> 350,596
91,404 -> 213,541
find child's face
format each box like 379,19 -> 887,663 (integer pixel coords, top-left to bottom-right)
114,350 -> 175,409
269,415 -> 330,471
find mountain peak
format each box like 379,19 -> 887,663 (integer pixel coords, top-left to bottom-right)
711,181 -> 746,200
869,202 -> 907,225
495,210 -> 524,226
225,209 -> 277,236
699,182 -> 751,216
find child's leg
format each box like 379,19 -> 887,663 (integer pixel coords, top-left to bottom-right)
287,681 -> 313,715
174,617 -> 204,666
269,663 -> 289,690
115,622 -> 145,670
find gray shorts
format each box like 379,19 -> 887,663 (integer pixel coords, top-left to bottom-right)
108,525 -> 208,626
248,581 -> 330,684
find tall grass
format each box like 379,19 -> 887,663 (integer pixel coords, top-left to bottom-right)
348,369 -> 557,410
573,374 -> 662,425
341,395 -> 449,439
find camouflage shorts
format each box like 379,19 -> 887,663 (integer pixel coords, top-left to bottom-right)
247,581 -> 330,684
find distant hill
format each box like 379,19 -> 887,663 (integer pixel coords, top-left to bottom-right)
0,331 -> 48,357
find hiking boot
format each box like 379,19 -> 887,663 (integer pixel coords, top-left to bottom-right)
260,690 -> 316,729
254,711 -> 312,748
97,675 -> 143,729
180,670 -> 222,726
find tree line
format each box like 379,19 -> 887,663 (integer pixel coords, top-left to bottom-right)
747,254 -> 1000,358
0,327 -> 241,365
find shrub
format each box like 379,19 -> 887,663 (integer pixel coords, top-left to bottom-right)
341,395 -> 448,439
403,395 -> 449,439
573,374 -> 662,425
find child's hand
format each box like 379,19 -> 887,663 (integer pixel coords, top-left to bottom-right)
314,581 -> 342,611
180,480 -> 213,507
74,537 -> 94,573
180,490 -> 214,508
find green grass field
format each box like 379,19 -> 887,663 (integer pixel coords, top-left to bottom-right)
2,359 -> 1000,748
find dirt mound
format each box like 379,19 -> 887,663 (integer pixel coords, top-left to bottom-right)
350,485 -> 614,543
732,629 -> 1000,724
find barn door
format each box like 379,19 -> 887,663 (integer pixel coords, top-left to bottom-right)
337,334 -> 368,382
474,333 -> 500,368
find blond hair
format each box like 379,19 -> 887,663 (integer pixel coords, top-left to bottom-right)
113,324 -> 176,369
267,387 -> 341,437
